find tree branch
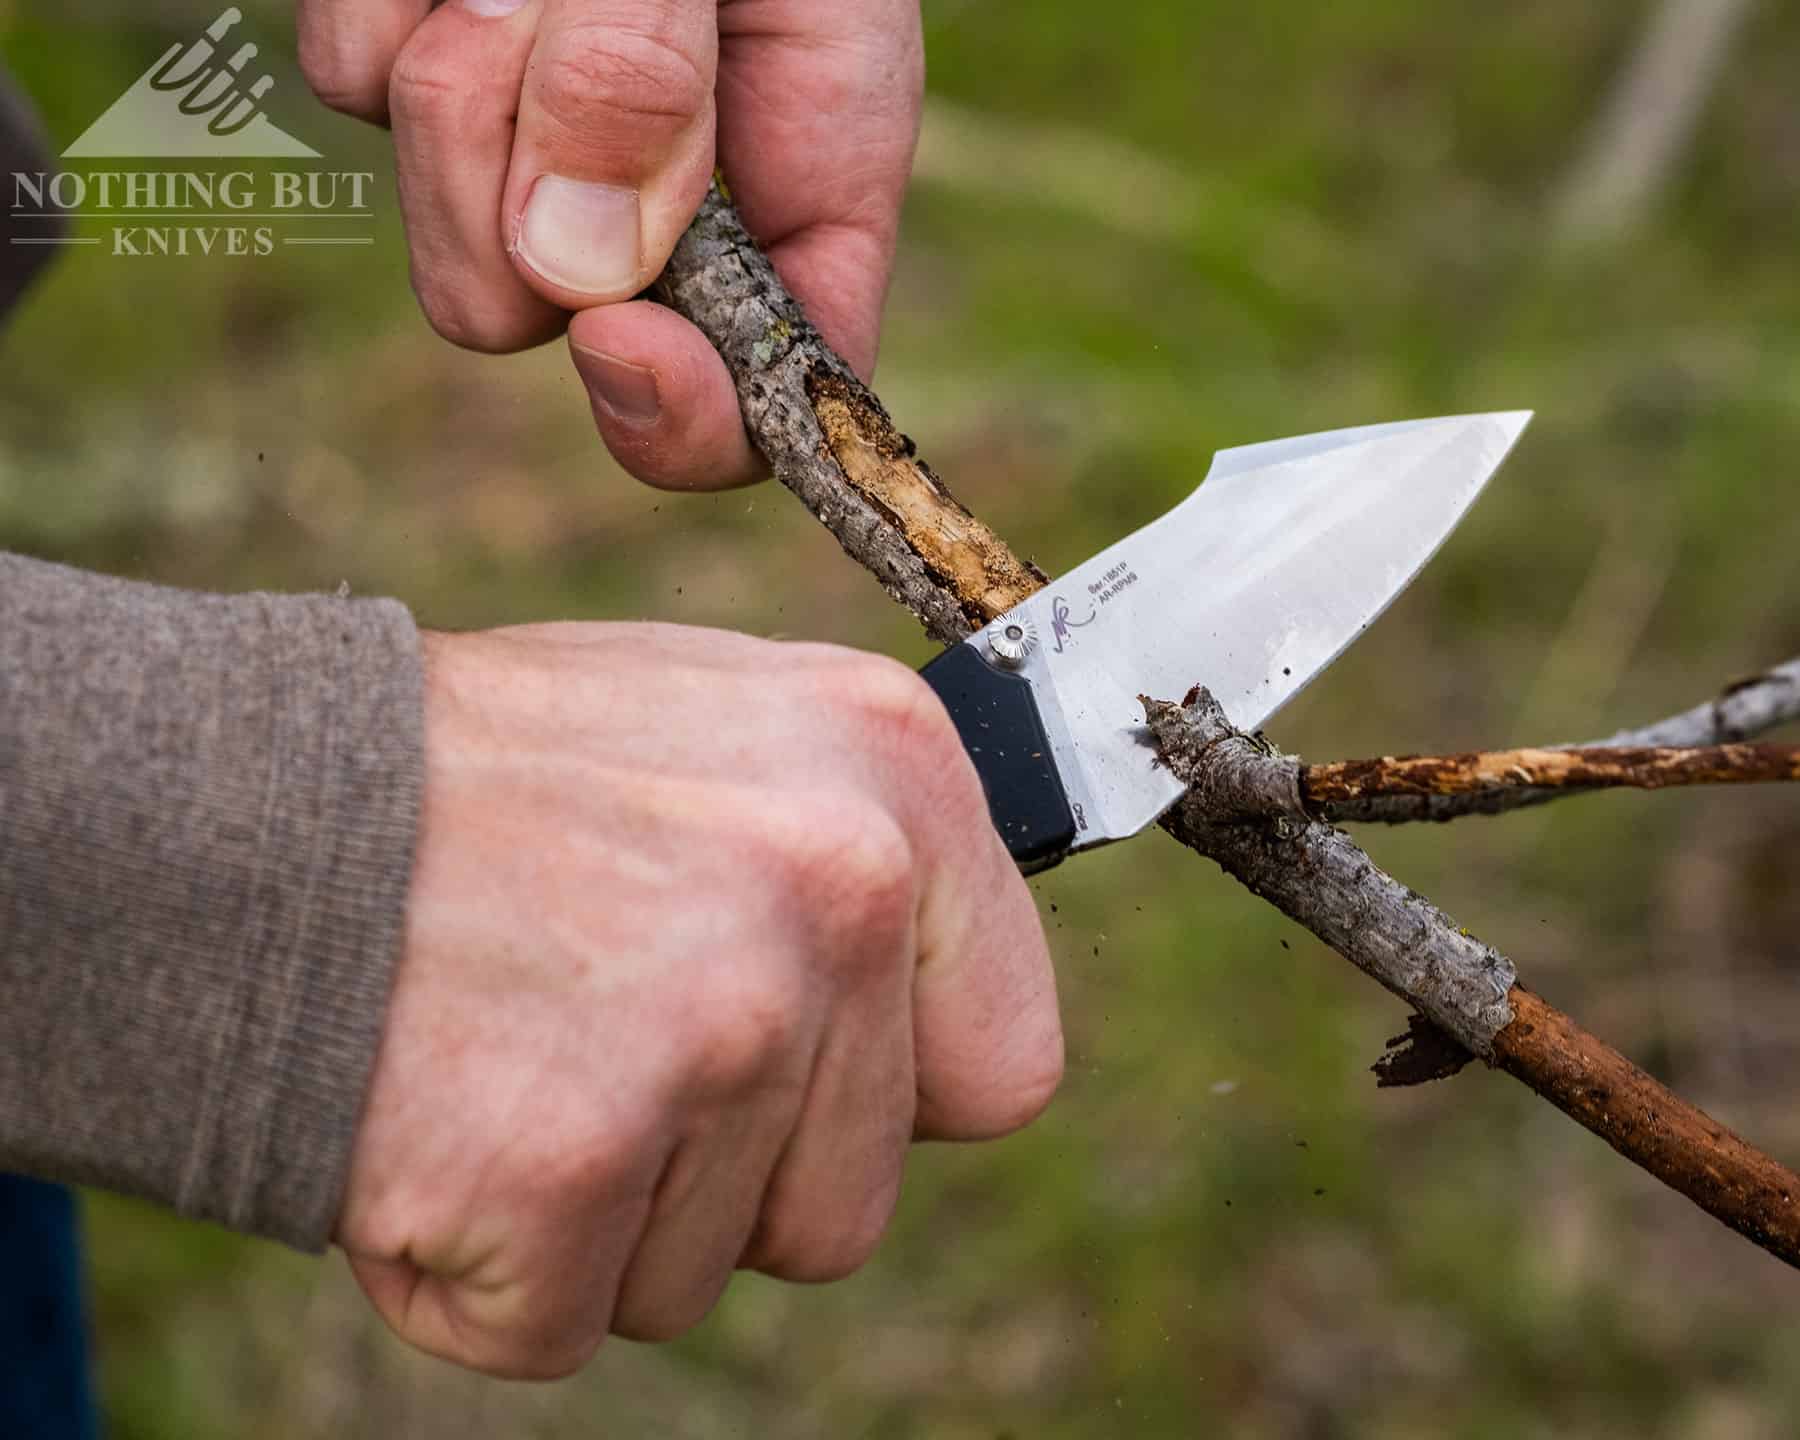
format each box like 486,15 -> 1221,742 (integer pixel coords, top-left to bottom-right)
1153,689 -> 1800,1266
1137,730 -> 1800,826
1143,690 -> 1515,1058
652,189 -> 1039,648
1304,741 -> 1800,813
1491,988 -> 1800,1264
1325,660 -> 1800,824
656,183 -> 1800,1269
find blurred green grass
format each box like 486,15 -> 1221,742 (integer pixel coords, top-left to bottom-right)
4,0 -> 1800,1434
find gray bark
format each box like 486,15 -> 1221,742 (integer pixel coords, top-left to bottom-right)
1147,691 -> 1517,1055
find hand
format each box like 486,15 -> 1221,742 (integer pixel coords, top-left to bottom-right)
337,624 -> 1062,1378
297,0 -> 923,490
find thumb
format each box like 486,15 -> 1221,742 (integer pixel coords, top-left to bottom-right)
504,0 -> 717,307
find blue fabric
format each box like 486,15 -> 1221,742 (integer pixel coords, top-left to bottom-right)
0,1175 -> 97,1439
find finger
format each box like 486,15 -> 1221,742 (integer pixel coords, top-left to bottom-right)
740,939 -> 915,1284
297,0 -> 432,123
610,1116 -> 788,1340
913,856 -> 1063,1141
504,0 -> 718,308
903,740 -> 1065,1141
611,928 -> 818,1339
388,0 -> 565,351
716,0 -> 923,377
345,1165 -> 659,1380
568,302 -> 763,491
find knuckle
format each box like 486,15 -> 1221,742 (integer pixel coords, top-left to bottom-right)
298,31 -> 386,121
770,803 -> 916,970
815,649 -> 968,768
408,269 -> 554,355
389,25 -> 504,131
873,658 -> 970,777
835,651 -> 940,732
532,23 -> 711,150
832,829 -> 917,963
387,43 -> 453,125
516,1108 -> 659,1214
674,965 -> 804,1099
826,651 -> 988,827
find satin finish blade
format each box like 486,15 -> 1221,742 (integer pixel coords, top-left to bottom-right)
971,412 -> 1531,851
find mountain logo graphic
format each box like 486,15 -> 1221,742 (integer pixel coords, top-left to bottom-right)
63,7 -> 320,159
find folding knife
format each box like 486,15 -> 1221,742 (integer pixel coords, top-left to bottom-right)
920,413 -> 1532,873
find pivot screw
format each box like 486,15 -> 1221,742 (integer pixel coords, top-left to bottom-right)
987,621 -> 1034,670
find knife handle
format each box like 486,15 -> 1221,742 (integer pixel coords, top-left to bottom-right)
919,643 -> 1078,875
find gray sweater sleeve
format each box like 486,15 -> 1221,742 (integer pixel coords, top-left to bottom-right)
0,551 -> 424,1251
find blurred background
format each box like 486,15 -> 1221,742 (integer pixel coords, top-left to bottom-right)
4,0 -> 1800,1434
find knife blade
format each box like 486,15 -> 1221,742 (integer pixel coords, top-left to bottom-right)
920,412 -> 1533,872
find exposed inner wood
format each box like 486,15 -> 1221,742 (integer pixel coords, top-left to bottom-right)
1306,742 -> 1800,805
810,375 -> 1045,624
1319,661 -> 1800,824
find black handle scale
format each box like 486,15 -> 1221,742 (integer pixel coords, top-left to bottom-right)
919,643 -> 1078,874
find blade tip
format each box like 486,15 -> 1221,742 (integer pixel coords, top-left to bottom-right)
1451,408 -> 1533,455
1492,409 -> 1534,443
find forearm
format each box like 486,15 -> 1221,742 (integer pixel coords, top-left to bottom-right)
0,551 -> 423,1249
